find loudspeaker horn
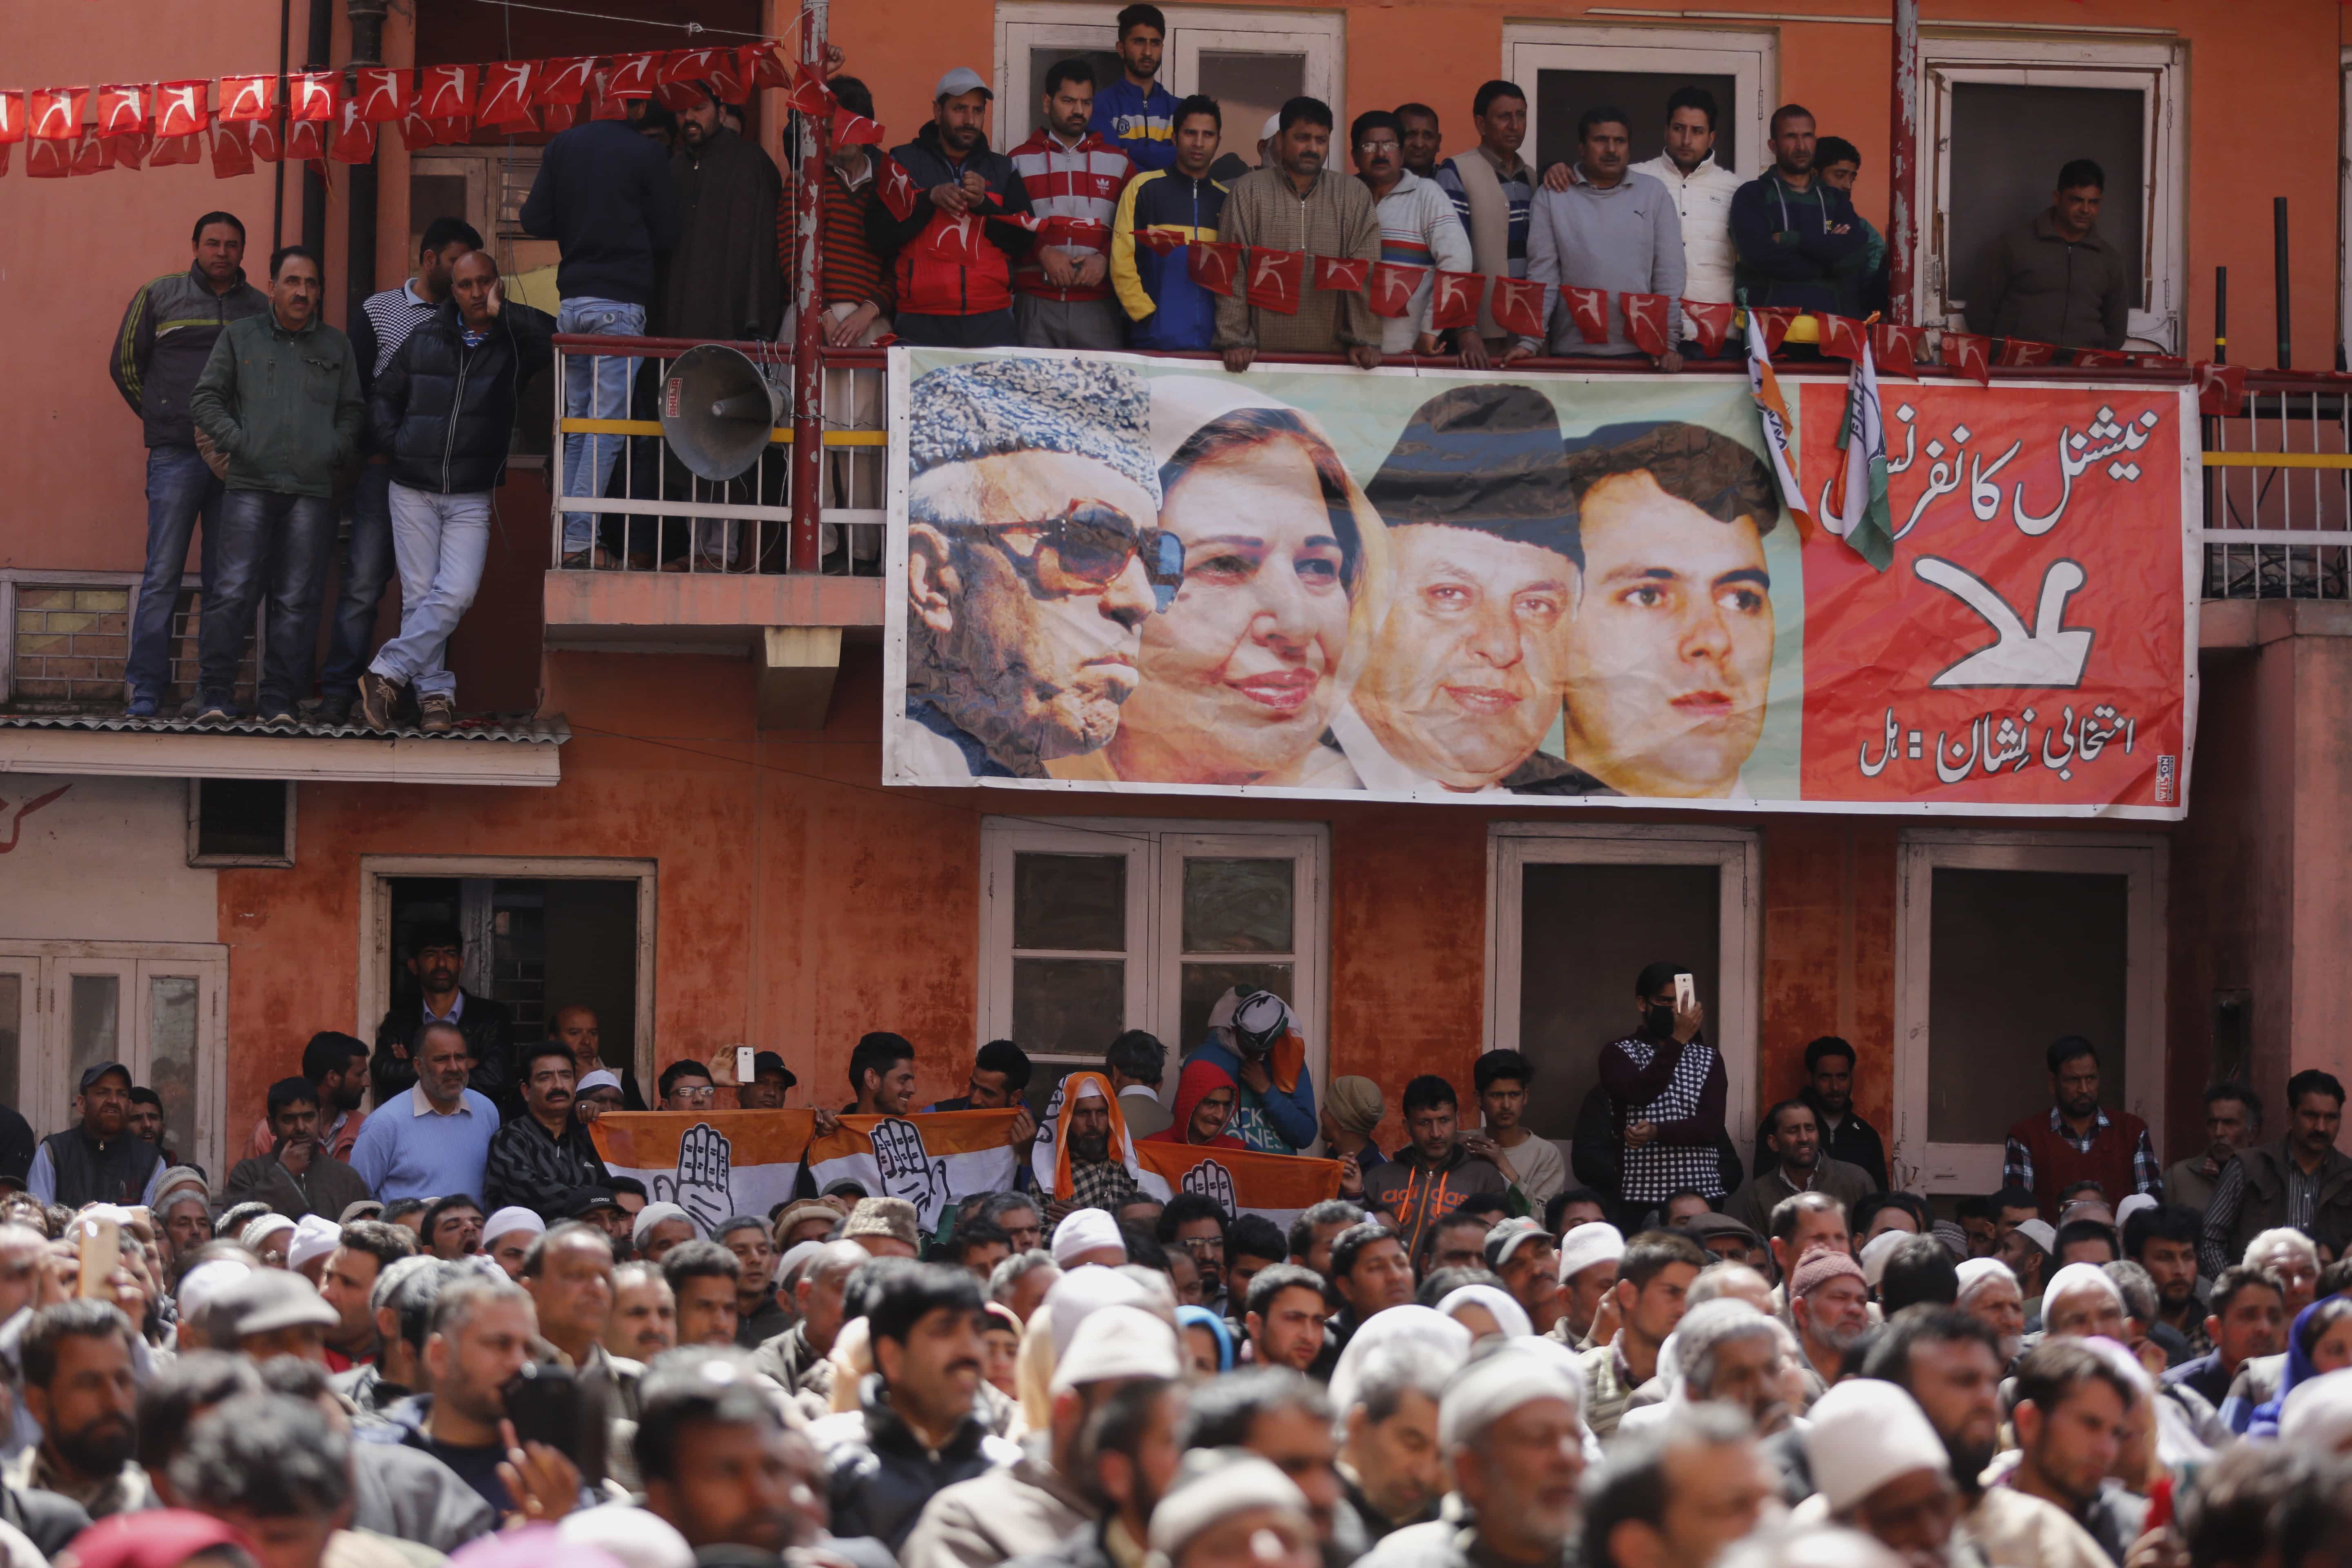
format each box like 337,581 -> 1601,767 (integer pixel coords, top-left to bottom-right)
659,344 -> 783,482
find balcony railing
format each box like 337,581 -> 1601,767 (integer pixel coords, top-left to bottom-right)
2200,374 -> 2352,600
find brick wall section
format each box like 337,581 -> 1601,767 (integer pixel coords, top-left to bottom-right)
10,584 -> 236,706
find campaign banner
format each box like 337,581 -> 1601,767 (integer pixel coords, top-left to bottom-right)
1135,1142 -> 1343,1231
589,1110 -> 1021,1238
882,350 -> 2197,819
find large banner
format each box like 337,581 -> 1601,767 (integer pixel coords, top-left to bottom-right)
882,349 -> 2197,819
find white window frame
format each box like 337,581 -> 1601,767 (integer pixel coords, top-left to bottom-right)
995,4 -> 1347,138
978,816 -> 1330,1107
1891,828 -> 2167,1196
2341,49 -> 2352,356
1914,36 -> 2185,352
1502,22 -> 1776,181
1482,823 -> 1762,1150
0,941 -> 229,1180
358,855 -> 658,1091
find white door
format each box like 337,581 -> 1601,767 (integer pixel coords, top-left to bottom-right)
1503,24 -> 1774,180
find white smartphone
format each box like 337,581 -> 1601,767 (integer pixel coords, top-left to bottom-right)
1673,972 -> 1696,1013
77,1216 -> 120,1301
736,1046 -> 756,1084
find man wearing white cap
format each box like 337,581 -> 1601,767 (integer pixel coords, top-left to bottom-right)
286,1215 -> 343,1285
1794,1379 -> 1962,1564
1998,1219 -> 2053,1327
1953,1258 -> 2027,1368
482,1043 -> 610,1222
1550,1221 -> 1624,1349
480,1208 -> 546,1279
1053,1208 -> 1129,1270
153,1174 -> 215,1285
1150,1451 -> 1320,1568
633,1203 -> 696,1266
223,1077 -> 372,1223
903,1301 -> 1182,1568
2038,1263 -> 2127,1344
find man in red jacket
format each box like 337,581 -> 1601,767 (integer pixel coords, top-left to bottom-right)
2002,1036 -> 2159,1221
866,68 -> 1037,348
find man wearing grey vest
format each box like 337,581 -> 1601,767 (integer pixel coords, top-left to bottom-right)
28,1065 -> 164,1209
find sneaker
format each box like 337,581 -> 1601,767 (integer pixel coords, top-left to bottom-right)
357,673 -> 400,731
258,706 -> 298,728
194,699 -> 239,724
314,693 -> 352,727
418,693 -> 455,734
125,693 -> 160,719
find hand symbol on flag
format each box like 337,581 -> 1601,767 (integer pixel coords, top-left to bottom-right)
1180,1159 -> 1239,1218
657,1123 -> 735,1234
871,1118 -> 947,1229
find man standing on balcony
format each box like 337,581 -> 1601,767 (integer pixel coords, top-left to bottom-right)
1631,88 -> 1741,356
1216,98 -> 1382,372
520,98 -> 679,569
187,245 -> 364,726
357,250 -> 554,734
112,211 -> 269,718
1091,4 -> 1178,172
1433,82 -> 1537,368
371,921 -> 515,1111
660,83 -> 784,342
1350,109 -> 1470,359
1509,106 -> 1684,368
1110,95 -> 1227,353
869,69 -> 1037,349
1011,60 -> 1134,350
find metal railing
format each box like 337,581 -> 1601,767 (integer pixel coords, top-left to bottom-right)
548,335 -> 886,575
2201,375 -> 2352,599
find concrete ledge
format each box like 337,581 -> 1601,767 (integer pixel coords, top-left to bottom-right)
2198,599 -> 2352,648
0,729 -> 561,786
542,570 -> 884,650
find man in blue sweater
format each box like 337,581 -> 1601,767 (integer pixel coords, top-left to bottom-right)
520,114 -> 679,568
1109,95 -> 1227,350
1090,3 -> 1179,172
1728,102 -> 1864,320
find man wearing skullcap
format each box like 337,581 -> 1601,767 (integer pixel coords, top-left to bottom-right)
1793,1379 -> 1962,1562
899,356 -> 1173,781
1550,1221 -> 1624,1348
1788,1248 -> 1869,1389
1148,1451 -> 1319,1568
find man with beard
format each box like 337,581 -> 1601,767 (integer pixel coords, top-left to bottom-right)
1729,104 -> 1864,319
1009,61 -> 1134,350
482,1042 -> 610,1218
2122,1205 -> 2206,1357
1346,385 -> 1580,794
371,923 -> 513,1109
223,1078 -> 373,1221
967,1371 -> 1183,1568
152,1177 -> 214,1286
29,1064 -> 163,1209
1335,1337 -> 1464,1542
1664,1300 -> 1799,1434
898,357 -> 1167,782
1050,1077 -> 1144,1220
752,1240 -> 864,1394
10,1301 -> 151,1517
1794,1379 -> 1964,1567
1754,1037 -> 1888,1193
657,82 -> 782,340
2006,1339 -> 2149,1565
1553,421 -> 1780,800
1363,1078 -> 1508,1260
2002,1038 -> 2158,1223
1214,98 -> 1380,370
871,69 -> 1037,348
1176,1371 -> 1348,1561
246,1033 -> 370,1163
1727,1100 -> 1875,1242
373,1276 -> 546,1517
1789,1250 -> 1870,1389
1245,1265 -> 1336,1376
2201,1069 -> 2352,1275
2165,1082 -> 2259,1216
1862,1310 -> 2111,1568
637,1349 -> 818,1554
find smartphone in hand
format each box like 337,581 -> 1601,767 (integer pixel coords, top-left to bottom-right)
76,1216 -> 120,1300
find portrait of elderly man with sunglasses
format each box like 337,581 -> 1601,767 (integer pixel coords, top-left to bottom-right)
899,356 -> 1182,781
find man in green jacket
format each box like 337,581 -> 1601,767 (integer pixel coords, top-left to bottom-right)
188,245 -> 364,724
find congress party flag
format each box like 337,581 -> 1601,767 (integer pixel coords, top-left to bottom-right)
805,1112 -> 1021,1237
1821,332 -> 1894,571
1133,1142 -> 1343,1230
1746,310 -> 1813,537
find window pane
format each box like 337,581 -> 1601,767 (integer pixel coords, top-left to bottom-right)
147,976 -> 200,1168
0,975 -> 19,1115
1180,962 -> 1294,1052
1013,958 -> 1127,1055
69,975 -> 120,1087
1194,51 -> 1305,156
1182,858 -> 1294,954
1013,854 -> 1127,952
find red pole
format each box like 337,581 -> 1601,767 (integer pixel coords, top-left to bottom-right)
787,0 -> 830,572
1889,0 -> 1918,325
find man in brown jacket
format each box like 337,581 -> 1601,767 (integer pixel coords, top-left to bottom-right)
1971,157 -> 2132,350
1216,98 -> 1381,370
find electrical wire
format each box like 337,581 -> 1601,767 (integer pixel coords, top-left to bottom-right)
460,0 -> 812,44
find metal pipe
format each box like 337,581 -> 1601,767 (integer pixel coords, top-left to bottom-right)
2275,198 -> 2292,370
1889,0 -> 1917,325
344,0 -> 387,334
788,2 -> 830,573
274,0 -> 292,249
2216,266 -> 2227,364
302,0 -> 332,265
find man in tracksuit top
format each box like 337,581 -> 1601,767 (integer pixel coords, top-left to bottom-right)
1111,94 -> 1227,351
1089,3 -> 1179,172
867,69 -> 1036,349
1010,61 -> 1134,349
1729,102 -> 1865,320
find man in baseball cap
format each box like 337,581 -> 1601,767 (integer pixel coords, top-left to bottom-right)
207,1268 -> 343,1362
1486,1218 -> 1564,1336
871,66 -> 1038,350
29,1062 -> 163,1209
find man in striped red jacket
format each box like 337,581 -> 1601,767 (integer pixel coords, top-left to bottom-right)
1009,60 -> 1135,350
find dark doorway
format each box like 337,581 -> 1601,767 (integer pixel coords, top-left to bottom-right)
1534,71 -> 1740,184
1949,83 -> 2143,332
385,876 -> 640,1074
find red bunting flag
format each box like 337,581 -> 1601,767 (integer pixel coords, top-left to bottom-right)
1995,337 -> 2055,368
540,101 -> 578,133
2072,347 -> 2130,368
397,107 -> 443,151
1313,256 -> 1368,294
876,154 -> 920,221
29,87 -> 89,140
535,56 -> 595,105
1681,299 -> 1734,354
1428,270 -> 1486,332
1749,307 -> 1799,355
283,117 -> 327,162
105,132 -> 147,171
1187,239 -> 1241,298
153,82 -> 209,138
1623,292 -> 1673,356
1816,313 -> 1869,362
705,52 -> 749,105
2131,354 -> 2186,370
1367,262 -> 1423,319
216,75 -> 273,124
1490,276 -> 1548,341
750,44 -> 795,90
831,107 -> 884,145
662,47 -> 728,85
27,138 -> 69,177
329,98 -> 376,163
417,65 -> 474,121
149,131 -> 204,167
2196,361 -> 2247,418
0,93 -> 24,144
352,67 -> 408,122
589,71 -> 629,120
475,61 -> 536,126
290,71 -> 338,122
784,73 -> 834,117
209,119 -> 254,177
70,131 -> 114,176
95,85 -> 145,136
605,52 -> 660,99
1132,227 -> 1185,257
248,117 -> 281,161
1562,285 -> 1610,345
1940,330 -> 1991,388
1869,322 -> 1927,379
1244,247 -> 1303,314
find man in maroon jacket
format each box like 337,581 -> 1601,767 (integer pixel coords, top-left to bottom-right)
2002,1036 -> 2158,1221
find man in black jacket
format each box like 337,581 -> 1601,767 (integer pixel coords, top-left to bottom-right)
372,921 -> 513,1109
357,251 -> 553,733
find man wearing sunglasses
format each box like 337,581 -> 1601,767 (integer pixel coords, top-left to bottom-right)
899,356 -> 1176,780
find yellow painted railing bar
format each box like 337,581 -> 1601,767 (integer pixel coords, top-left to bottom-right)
2202,451 -> 2352,469
558,419 -> 887,447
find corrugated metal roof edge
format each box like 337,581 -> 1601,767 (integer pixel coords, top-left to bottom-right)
0,712 -> 569,744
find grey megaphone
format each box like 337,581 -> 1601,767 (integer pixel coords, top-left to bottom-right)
659,344 -> 783,482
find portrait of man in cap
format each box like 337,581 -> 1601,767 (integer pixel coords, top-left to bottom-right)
1337,383 -> 1583,793
1553,420 -> 1780,799
898,356 -> 1180,780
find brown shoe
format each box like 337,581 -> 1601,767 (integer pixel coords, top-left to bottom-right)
357,672 -> 401,731
419,693 -> 455,734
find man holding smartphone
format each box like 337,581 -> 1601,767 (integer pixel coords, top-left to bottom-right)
1599,961 -> 1729,1222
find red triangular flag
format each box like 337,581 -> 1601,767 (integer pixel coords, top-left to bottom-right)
535,56 -> 596,106
475,61 -> 536,127
876,154 -> 920,221
831,108 -> 884,145
1134,227 -> 1185,257
329,98 -> 376,163
1870,322 -> 1925,379
209,119 -> 254,177
216,75 -> 273,124
605,53 -> 660,99
1244,247 -> 1303,314
353,67 -> 408,123
105,132 -> 147,171
2072,347 -> 2130,368
784,74 -> 834,117
1562,285 -> 1610,345
662,47 -> 728,86
284,117 -> 327,162
152,82 -> 209,138
1426,270 -> 1485,332
1313,256 -> 1368,293
705,53 -> 749,106
1816,313 -> 1868,362
148,130 -> 203,167
2196,362 -> 2247,417
1187,240 -> 1241,298
1367,262 -> 1423,319
1490,276 -> 1548,340
1623,291 -> 1673,356
95,85 -> 146,137
540,101 -> 578,133
1940,330 -> 1991,388
29,87 -> 89,140
69,131 -> 114,176
1749,307 -> 1799,355
1681,299 -> 1734,355
26,138 -> 69,177
2131,354 -> 2186,370
0,93 -> 24,145
397,108 -> 443,151
1995,337 -> 2055,368
290,71 -> 339,122
746,44 -> 794,90
248,117 -> 282,162
417,65 -> 475,121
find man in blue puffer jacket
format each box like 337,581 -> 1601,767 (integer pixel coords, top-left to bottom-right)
1109,95 -> 1227,350
1188,988 -> 1319,1155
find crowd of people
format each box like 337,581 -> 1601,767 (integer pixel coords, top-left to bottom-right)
0,923 -> 2346,1568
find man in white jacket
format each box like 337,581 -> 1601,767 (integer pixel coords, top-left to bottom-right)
1351,110 -> 1473,357
1631,87 -> 1741,352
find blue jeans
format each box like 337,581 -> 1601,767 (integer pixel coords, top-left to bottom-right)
559,297 -> 646,557
319,460 -> 395,699
199,489 -> 338,712
127,446 -> 224,701
370,483 -> 492,701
